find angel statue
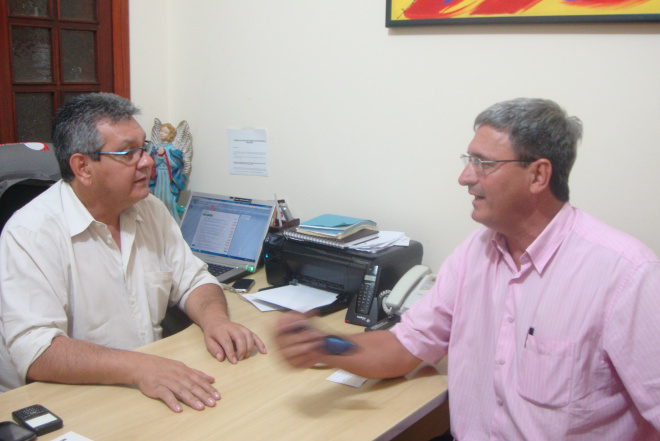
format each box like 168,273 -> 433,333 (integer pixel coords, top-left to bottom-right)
148,119 -> 192,223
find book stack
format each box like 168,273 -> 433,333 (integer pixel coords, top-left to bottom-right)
283,214 -> 379,249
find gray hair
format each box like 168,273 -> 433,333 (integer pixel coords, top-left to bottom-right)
474,98 -> 583,202
52,93 -> 140,182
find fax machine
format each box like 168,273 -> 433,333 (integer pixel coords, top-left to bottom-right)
262,234 -> 423,326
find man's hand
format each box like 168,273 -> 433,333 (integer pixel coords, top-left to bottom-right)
26,337 -> 223,413
273,311 -> 328,369
273,311 -> 422,378
202,318 -> 267,364
133,353 -> 221,413
184,284 -> 267,364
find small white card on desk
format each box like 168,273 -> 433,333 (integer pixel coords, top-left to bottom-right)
51,432 -> 94,441
327,369 -> 368,388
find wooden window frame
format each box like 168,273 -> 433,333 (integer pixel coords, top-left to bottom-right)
0,0 -> 129,142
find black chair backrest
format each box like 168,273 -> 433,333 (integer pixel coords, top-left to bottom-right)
0,143 -> 61,233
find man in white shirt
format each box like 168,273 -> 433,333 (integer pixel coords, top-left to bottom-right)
0,93 -> 266,413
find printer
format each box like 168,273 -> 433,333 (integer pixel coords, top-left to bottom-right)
262,233 -> 423,326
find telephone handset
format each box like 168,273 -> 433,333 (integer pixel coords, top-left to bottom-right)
383,264 -> 433,315
366,265 -> 433,331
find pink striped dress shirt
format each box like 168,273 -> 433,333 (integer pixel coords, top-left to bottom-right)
391,203 -> 660,441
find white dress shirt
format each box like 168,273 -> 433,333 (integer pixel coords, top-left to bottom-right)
0,181 -> 219,392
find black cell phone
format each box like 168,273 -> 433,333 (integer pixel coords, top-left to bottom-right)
12,404 -> 63,436
0,421 -> 36,441
232,278 -> 255,293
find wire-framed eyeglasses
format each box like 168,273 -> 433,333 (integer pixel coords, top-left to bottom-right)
460,154 -> 533,173
97,146 -> 149,165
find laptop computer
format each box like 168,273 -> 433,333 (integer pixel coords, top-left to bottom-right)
180,192 -> 276,283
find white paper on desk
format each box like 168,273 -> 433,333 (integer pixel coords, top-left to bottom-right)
250,284 -> 338,313
227,128 -> 268,176
51,432 -> 95,441
240,293 -> 286,312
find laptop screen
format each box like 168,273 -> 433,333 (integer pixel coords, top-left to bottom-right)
180,194 -> 274,264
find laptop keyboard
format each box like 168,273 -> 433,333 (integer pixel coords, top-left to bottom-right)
207,263 -> 233,277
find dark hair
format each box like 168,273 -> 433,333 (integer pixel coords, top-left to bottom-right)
52,93 -> 140,182
474,98 -> 583,202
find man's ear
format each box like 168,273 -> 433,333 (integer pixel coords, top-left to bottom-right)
529,158 -> 552,195
69,153 -> 93,186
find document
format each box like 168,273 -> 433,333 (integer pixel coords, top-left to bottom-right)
348,231 -> 410,252
227,128 -> 269,176
239,293 -> 285,312
248,284 -> 338,313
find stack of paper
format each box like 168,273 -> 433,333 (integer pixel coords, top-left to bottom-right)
240,284 -> 338,312
348,231 -> 410,252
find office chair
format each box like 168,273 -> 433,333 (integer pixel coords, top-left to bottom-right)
0,143 -> 60,233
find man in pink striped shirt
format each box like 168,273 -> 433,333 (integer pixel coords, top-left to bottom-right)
274,98 -> 660,441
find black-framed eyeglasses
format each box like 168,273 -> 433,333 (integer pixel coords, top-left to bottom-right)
460,154 -> 533,173
97,146 -> 148,165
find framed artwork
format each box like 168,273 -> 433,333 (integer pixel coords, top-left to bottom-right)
386,0 -> 660,26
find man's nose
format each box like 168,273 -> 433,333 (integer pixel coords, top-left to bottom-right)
458,162 -> 477,186
137,148 -> 153,169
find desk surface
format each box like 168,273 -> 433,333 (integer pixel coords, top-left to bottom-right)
0,271 -> 447,441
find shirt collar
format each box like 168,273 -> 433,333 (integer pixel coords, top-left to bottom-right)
491,203 -> 576,274
61,182 -> 143,237
61,182 -> 95,237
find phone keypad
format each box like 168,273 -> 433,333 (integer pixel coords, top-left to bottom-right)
14,405 -> 46,420
357,283 -> 375,314
13,404 -> 63,436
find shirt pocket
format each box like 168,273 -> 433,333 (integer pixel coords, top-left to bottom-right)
144,271 -> 174,326
517,334 -> 575,408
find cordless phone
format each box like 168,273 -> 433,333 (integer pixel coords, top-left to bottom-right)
345,265 -> 381,326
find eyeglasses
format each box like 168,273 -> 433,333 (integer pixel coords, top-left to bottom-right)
460,154 -> 532,174
97,146 -> 148,165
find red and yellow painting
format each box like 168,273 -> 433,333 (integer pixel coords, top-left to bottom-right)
387,0 -> 660,25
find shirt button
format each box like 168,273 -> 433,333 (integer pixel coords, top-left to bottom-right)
507,316 -> 514,323
498,359 -> 505,365
497,399 -> 503,406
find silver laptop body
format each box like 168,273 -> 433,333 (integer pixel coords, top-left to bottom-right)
180,192 -> 275,283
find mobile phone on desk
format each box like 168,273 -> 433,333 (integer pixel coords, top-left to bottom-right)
12,404 -> 63,436
0,421 -> 36,441
232,278 -> 255,293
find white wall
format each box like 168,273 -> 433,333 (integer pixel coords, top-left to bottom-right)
130,1 -> 660,271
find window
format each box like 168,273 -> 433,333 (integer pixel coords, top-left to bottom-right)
0,0 -> 129,143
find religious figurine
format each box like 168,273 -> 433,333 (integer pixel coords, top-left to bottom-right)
148,119 -> 192,223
